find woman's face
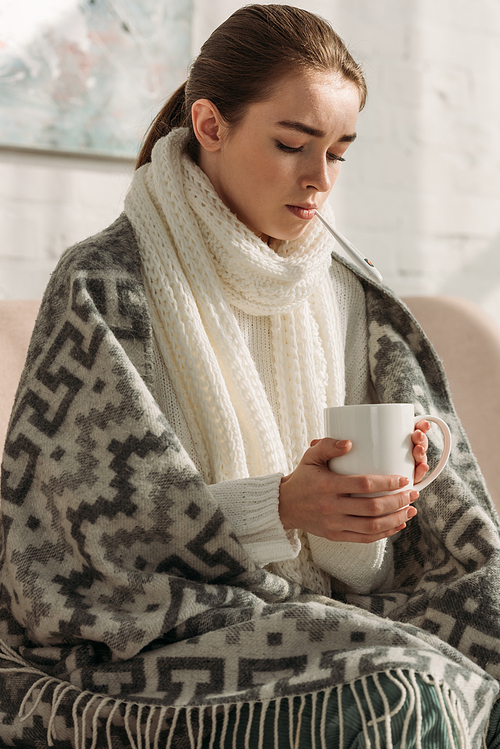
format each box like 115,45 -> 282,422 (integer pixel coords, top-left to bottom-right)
196,70 -> 360,244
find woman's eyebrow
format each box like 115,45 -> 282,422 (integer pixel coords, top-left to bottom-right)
276,120 -> 357,142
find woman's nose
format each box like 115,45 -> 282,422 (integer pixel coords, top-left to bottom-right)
300,159 -> 334,193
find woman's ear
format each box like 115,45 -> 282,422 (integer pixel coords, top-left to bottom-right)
191,99 -> 226,153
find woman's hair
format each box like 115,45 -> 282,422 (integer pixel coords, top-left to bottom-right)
135,4 -> 366,168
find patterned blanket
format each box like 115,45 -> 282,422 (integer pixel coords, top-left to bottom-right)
1,214 -> 500,748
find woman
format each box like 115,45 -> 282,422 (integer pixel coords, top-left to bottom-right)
1,6 -> 500,748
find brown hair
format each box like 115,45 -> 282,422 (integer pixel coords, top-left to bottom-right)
136,4 -> 366,169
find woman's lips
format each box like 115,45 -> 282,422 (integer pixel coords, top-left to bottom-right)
286,205 -> 317,220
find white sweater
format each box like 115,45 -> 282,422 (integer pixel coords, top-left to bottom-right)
150,261 -> 393,594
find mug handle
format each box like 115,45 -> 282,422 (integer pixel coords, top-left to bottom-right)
414,415 -> 452,491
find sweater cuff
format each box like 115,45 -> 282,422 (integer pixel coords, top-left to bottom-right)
209,474 -> 300,567
307,534 -> 394,594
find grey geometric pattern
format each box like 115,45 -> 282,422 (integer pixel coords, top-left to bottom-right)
1,215 -> 500,747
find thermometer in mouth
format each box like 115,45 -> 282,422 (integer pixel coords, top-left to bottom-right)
315,211 -> 383,283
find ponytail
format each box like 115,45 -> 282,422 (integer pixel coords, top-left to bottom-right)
135,82 -> 189,169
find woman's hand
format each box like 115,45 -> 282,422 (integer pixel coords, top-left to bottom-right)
413,419 -> 430,484
279,438 -> 418,543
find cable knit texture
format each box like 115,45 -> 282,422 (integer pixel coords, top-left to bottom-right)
124,128 -> 388,595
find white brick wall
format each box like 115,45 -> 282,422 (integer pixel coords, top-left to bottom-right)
1,1 -> 500,325
0,151 -> 132,299
0,148 -> 132,299
330,0 -> 500,321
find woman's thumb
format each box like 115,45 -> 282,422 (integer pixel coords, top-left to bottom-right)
308,437 -> 351,461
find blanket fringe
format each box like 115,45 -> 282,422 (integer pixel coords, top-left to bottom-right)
0,639 -> 471,749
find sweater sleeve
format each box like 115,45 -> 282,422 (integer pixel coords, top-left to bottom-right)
307,533 -> 394,593
209,475 -> 300,566
305,260 -> 395,594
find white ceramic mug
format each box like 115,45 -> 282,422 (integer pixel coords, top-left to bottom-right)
324,403 -> 452,497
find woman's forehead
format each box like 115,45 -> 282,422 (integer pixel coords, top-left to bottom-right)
246,71 -> 360,140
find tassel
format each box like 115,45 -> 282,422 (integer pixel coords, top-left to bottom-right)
219,704 -> 231,749
244,701 -> 255,749
165,708 -> 180,749
124,701 -> 140,749
136,703 -> 145,749
78,693 -> 101,749
207,706 -> 219,749
153,705 -> 168,749
426,676 -> 458,749
274,696 -> 281,748
361,676 -> 383,749
310,692 -> 318,749
287,696 -> 295,748
186,707 -> 196,749
372,673 -> 391,745
197,705 -> 206,749
394,670 -> 415,748
18,676 -> 58,722
321,688 -> 331,749
106,699 -> 123,749
144,705 -> 156,749
90,696 -> 114,749
258,700 -> 270,749
294,695 -> 306,749
232,702 -> 243,749
72,690 -> 91,749
350,679 -> 372,748
444,685 -> 469,746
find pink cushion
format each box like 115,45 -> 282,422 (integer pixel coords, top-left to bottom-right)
0,300 -> 40,452
404,295 -> 500,515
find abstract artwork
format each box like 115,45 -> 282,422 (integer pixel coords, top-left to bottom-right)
0,0 -> 192,158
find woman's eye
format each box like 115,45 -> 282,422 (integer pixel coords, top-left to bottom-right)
327,152 -> 346,163
276,142 -> 303,153
276,141 -> 345,163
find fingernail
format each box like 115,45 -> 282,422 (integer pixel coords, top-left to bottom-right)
337,440 -> 349,448
407,506 -> 417,519
399,477 -> 410,487
410,491 -> 419,502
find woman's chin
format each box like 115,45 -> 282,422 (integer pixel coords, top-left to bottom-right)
268,224 -> 310,243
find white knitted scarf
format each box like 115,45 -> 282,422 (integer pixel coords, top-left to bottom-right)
124,128 -> 345,491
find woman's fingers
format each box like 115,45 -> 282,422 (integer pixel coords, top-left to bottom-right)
326,523 -> 409,544
321,492 -> 418,541
413,441 -> 429,481
412,422 -> 430,483
415,419 -> 430,434
345,503 -> 417,535
307,437 -> 352,463
413,441 -> 426,459
414,462 -> 429,484
412,425 -> 429,455
279,438 -> 421,540
335,489 -> 419,517
332,472 -> 409,497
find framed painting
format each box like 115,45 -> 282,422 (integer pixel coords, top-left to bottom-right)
0,0 -> 192,159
